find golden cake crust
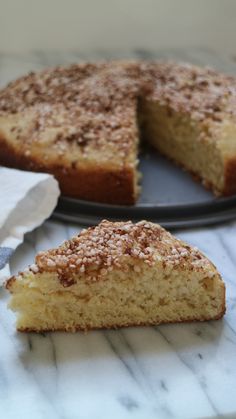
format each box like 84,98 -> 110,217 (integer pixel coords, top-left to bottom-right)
224,157 -> 236,195
17,310 -> 225,333
0,134 -> 136,203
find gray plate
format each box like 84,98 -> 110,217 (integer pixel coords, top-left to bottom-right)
53,145 -> 236,228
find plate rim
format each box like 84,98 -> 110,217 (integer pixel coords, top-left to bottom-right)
56,193 -> 236,218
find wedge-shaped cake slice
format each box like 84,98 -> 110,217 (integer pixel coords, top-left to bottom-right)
6,220 -> 225,332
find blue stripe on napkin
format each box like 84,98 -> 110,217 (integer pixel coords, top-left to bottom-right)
0,247 -> 14,269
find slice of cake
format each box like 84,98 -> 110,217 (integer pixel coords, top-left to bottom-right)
6,220 -> 225,332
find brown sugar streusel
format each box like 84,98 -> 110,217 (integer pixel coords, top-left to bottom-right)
141,61 -> 236,123
1,60 -> 236,157
31,220 -> 209,287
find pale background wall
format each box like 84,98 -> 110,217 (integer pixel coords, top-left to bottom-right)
0,0 -> 235,55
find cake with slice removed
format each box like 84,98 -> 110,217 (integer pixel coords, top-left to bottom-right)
6,220 -> 225,332
1,60 -> 236,204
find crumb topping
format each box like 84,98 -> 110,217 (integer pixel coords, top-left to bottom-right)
141,61 -> 236,122
0,62 -> 141,160
33,220 -> 209,286
0,60 -> 235,161
0,62 -> 140,116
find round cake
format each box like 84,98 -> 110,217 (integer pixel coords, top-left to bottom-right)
0,60 -> 236,204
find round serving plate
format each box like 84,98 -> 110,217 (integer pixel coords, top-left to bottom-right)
53,145 -> 236,228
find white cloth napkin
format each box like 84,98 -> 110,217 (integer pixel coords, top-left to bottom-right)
0,167 -> 60,284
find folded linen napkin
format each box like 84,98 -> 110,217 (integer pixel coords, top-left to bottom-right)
0,167 -> 60,285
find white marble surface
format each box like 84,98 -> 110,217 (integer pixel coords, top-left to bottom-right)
0,50 -> 236,419
0,219 -> 235,419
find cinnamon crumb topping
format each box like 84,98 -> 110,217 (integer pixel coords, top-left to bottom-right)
141,61 -> 236,122
32,220 -> 209,286
0,60 -> 235,163
0,62 -> 142,161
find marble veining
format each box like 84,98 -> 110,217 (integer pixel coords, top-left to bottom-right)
0,50 -> 236,419
1,217 -> 235,419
